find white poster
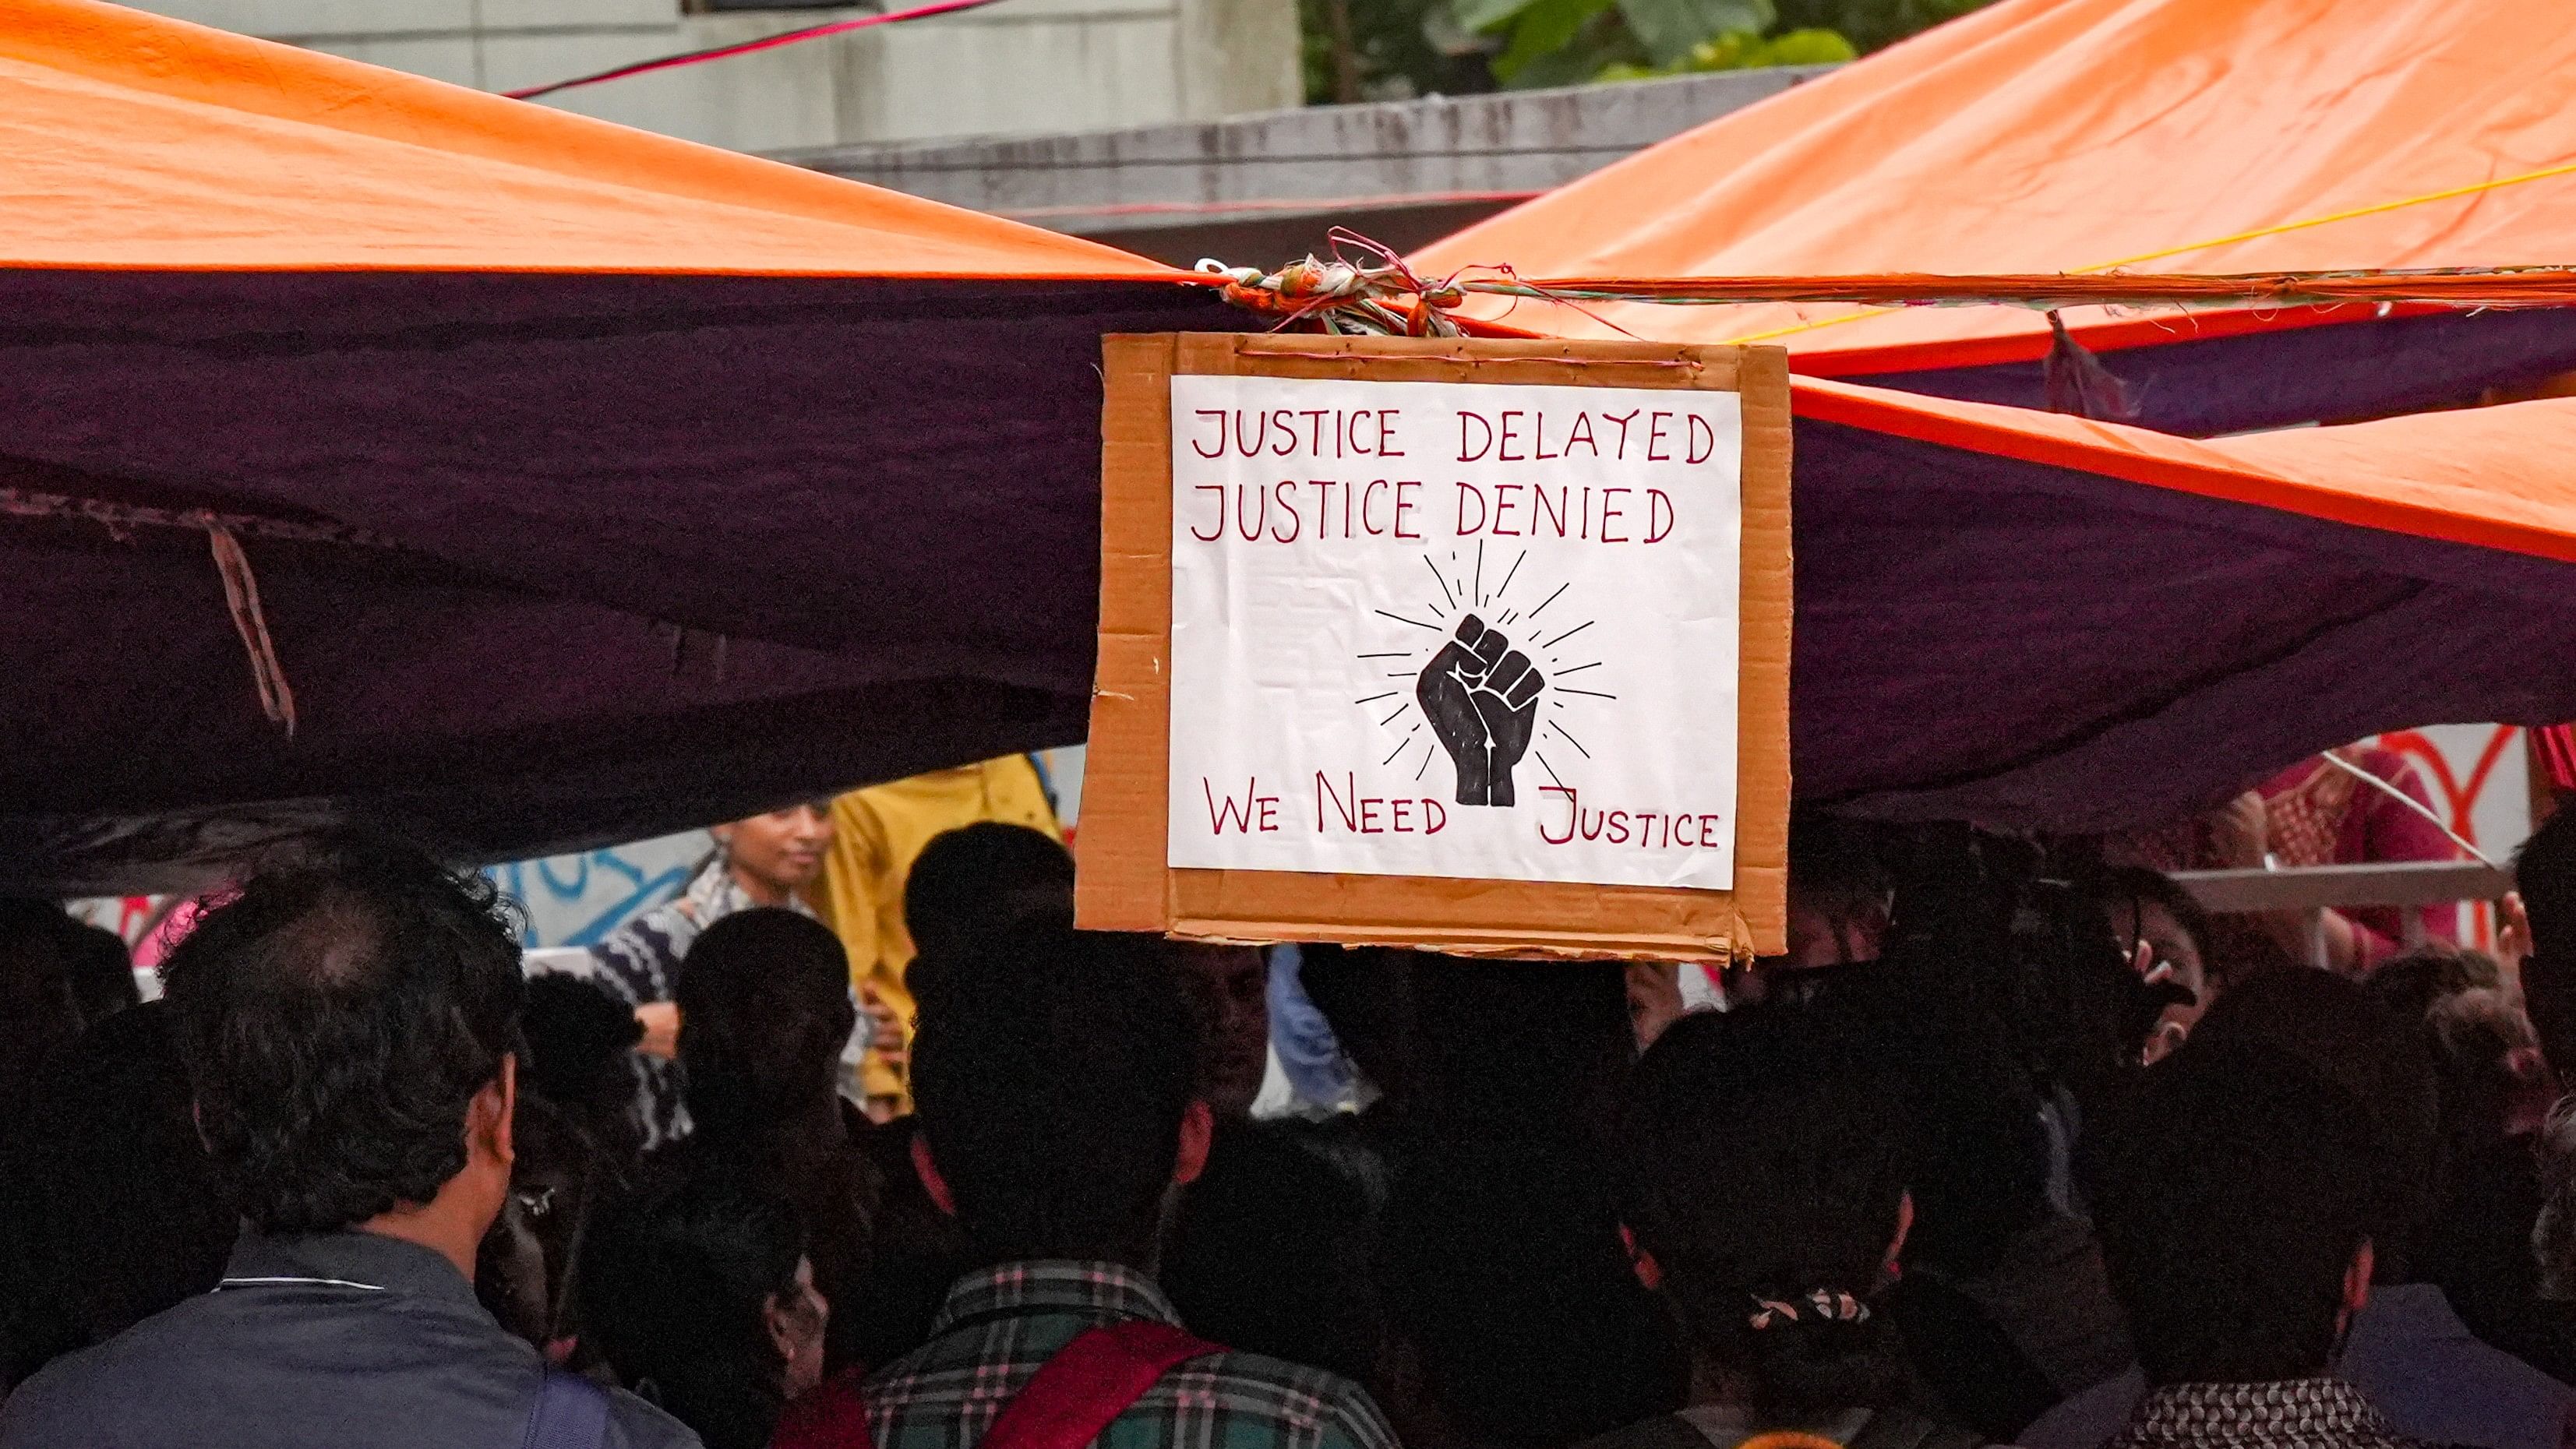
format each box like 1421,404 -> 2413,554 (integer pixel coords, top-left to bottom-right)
1166,374 -> 1744,890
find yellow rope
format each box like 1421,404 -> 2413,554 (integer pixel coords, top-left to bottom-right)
2080,158 -> 2576,273
1720,155 -> 2576,346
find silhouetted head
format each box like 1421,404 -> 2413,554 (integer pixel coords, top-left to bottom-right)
0,1001 -> 232,1384
902,823 -> 1074,962
1781,810 -> 1894,968
0,899 -> 85,1130
2091,1042 -> 2376,1387
520,972 -> 646,1167
2187,966 -> 2440,1282
159,838 -> 525,1236
581,1168 -> 825,1449
676,909 -> 856,1141
1166,943 -> 1269,1119
1618,1006 -> 1911,1421
2366,941 -> 2502,1033
909,926 -> 1201,1266
59,921 -> 139,1028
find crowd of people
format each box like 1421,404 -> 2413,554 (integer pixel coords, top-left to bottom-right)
2,776 -> 2573,1449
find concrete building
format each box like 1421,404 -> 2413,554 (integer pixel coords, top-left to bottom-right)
129,0 -> 1301,151
782,65 -> 1835,266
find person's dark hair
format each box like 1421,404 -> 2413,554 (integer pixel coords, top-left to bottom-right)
0,1002 -> 233,1386
0,899 -> 86,1132
676,909 -> 856,1139
1617,1006 -> 1910,1422
832,1114 -> 975,1371
478,1091 -> 632,1356
2367,941 -> 2504,1031
1411,956 -> 1635,1141
2185,966 -> 2440,1282
1785,809 -> 1894,942
2082,866 -> 2213,968
2521,806 -> 2576,966
2424,987 -> 2546,1142
902,823 -> 1075,961
1165,1120 -> 1388,1383
520,972 -> 646,1172
580,1168 -> 807,1449
909,925 -> 1196,1264
61,921 -> 139,1028
2535,1097 -> 2576,1301
523,972 -> 645,1106
158,838 -> 526,1233
2516,809 -> 2576,1083
2089,1042 -> 2376,1387
1378,957 -> 1685,1447
1295,943 -> 1421,1117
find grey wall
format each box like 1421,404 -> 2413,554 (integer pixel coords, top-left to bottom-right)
779,66 -> 1833,264
125,0 -> 1302,150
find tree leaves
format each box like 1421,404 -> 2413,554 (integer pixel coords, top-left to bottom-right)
1593,23 -> 1854,80
1431,0 -> 1985,95
1615,0 -> 1770,65
1453,0 -> 1547,35
1487,0 -> 1618,82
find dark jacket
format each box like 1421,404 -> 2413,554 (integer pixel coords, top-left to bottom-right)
0,1230 -> 697,1449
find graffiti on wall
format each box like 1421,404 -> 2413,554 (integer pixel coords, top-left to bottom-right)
482,830 -> 712,948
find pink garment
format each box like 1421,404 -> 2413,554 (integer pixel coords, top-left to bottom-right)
2254,748 -> 2459,969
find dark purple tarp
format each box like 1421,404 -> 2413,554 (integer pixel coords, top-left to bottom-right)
1793,418 -> 2576,829
0,271 -> 1237,892
4,268 -> 2572,890
1861,308 -> 2576,436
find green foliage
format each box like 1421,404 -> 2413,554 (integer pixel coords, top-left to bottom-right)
1298,0 -> 1990,101
1593,25 -> 1855,80
1300,0 -> 1494,103
1771,0 -> 1991,52
1473,0 -> 1865,86
1621,0 -> 1773,64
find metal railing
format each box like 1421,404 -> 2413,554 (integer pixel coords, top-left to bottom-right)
2170,859 -> 2512,968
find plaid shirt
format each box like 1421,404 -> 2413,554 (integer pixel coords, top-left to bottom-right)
862,1260 -> 1398,1449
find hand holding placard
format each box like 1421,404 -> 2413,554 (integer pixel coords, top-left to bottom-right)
1417,613 -> 1545,807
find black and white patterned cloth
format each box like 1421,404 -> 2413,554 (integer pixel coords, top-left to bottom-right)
2109,1377 -> 2456,1449
582,855 -> 848,1149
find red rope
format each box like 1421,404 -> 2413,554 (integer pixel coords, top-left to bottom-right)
504,0 -> 1012,101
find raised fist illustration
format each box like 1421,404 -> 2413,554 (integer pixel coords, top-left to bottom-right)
1417,613 -> 1545,806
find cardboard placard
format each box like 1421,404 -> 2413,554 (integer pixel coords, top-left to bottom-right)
1078,334 -> 1790,961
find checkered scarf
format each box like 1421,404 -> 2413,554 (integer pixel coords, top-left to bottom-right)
2108,1377 -> 2443,1449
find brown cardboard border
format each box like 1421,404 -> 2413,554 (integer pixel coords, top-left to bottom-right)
1076,333 -> 1790,961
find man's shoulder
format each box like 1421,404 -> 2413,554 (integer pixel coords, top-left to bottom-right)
15,1289 -> 228,1377
2021,1366 -> 2149,1449
1572,1414 -> 1713,1449
2410,1329 -> 2576,1401
0,1297 -> 227,1440
1158,1348 -> 1394,1442
863,1337 -> 1392,1448
602,1380 -> 705,1449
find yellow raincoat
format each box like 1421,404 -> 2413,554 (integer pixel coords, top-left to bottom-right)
812,755 -> 1061,1109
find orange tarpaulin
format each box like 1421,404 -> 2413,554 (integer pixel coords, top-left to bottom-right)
1413,0 -> 2576,428
2,0 -> 1191,280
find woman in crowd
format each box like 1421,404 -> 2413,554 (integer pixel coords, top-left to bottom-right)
1584,1004 -> 1976,1449
580,1170 -> 827,1449
584,802 -> 839,1147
